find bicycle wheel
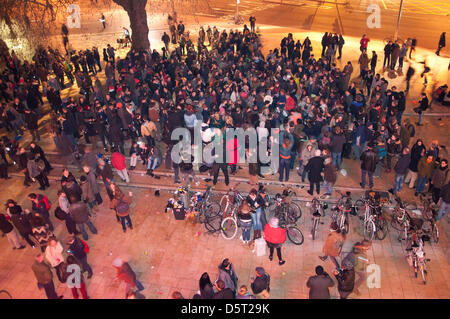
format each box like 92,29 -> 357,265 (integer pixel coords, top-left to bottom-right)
221,217 -> 238,240
340,214 -> 349,235
286,226 -> 304,245
204,202 -> 221,219
219,195 -> 229,214
363,220 -> 375,240
432,224 -> 439,243
354,199 -> 364,214
204,215 -> 222,233
312,218 -> 319,240
287,202 -> 302,221
0,290 -> 12,299
375,218 -> 388,240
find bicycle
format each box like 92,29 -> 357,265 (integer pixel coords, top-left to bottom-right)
332,190 -> 353,235
0,290 -> 12,299
390,196 -> 412,242
194,186 -> 221,224
274,196 -> 304,245
269,187 -> 302,222
218,183 -> 244,239
310,197 -> 328,240
419,194 -> 439,244
405,229 -> 430,285
359,197 -> 388,240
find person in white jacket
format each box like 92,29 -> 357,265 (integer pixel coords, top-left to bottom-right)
45,238 -> 65,282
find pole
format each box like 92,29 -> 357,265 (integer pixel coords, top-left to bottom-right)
394,0 -> 404,41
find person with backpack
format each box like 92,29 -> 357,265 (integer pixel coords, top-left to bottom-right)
264,217 -> 287,266
430,159 -> 449,204
333,259 -> 355,299
217,258 -> 239,296
110,182 -> 133,233
68,196 -> 98,240
67,235 -> 93,279
414,92 -> 429,126
319,222 -> 345,272
27,153 -> 50,190
56,191 -> 79,235
28,193 -> 54,231
65,255 -> 89,299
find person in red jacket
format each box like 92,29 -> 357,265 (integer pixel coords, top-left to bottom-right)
360,34 -> 370,52
111,148 -> 130,183
264,217 -> 286,265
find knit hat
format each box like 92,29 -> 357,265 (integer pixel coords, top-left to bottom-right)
269,217 -> 279,228
255,267 -> 265,276
112,258 -> 123,267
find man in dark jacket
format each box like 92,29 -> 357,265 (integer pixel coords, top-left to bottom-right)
18,147 -> 32,186
251,267 -> 270,298
28,193 -> 53,230
67,235 -> 93,278
436,182 -> 450,222
331,126 -> 346,170
31,253 -> 62,299
305,150 -> 325,195
306,265 -> 335,299
69,197 -> 98,240
213,280 -> 235,299
0,213 -> 25,249
360,143 -> 378,189
218,258 -> 238,294
390,146 -> 411,195
30,142 -> 52,172
24,109 -> 40,141
333,262 -> 355,299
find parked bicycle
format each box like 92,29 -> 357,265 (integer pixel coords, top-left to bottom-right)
273,195 -> 304,245
419,194 -> 439,244
405,228 -> 430,285
359,197 -> 389,240
219,183 -> 244,240
310,197 -> 328,240
269,187 -> 302,222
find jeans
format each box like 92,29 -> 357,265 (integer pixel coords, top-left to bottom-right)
126,279 -> 144,293
130,154 -> 137,167
279,158 -> 291,181
147,157 -> 159,170
396,111 -> 403,124
43,281 -> 58,299
322,255 -> 342,272
436,201 -> 450,221
267,242 -> 282,261
240,220 -> 252,241
352,144 -> 363,160
119,215 -> 132,231
361,170 -> 374,188
323,181 -> 333,195
251,208 -> 262,231
393,174 -> 405,193
416,175 -> 428,193
405,170 -> 418,188
332,152 -> 342,170
116,169 -> 130,183
418,112 -> 424,125
77,220 -> 98,240
309,181 -> 320,194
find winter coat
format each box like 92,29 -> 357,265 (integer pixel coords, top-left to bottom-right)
81,180 -> 95,203
305,156 -> 324,182
394,154 -> 411,175
417,157 -> 435,178
45,241 -> 64,267
322,231 -> 344,257
300,143 -> 316,165
111,152 -> 127,170
86,170 -> 100,194
409,143 -> 426,172
360,149 -> 378,173
324,163 -> 337,184
218,263 -> 238,293
0,214 -> 13,234
306,273 -> 335,299
431,167 -> 449,189
68,237 -> 87,261
69,202 -> 91,224
264,223 -> 286,245
32,261 -> 53,284
251,274 -> 270,295
335,269 -> 355,293
27,159 -> 42,178
10,210 -> 32,234
331,134 -> 346,154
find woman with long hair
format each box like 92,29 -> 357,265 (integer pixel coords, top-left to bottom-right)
199,272 -> 214,299
110,182 -> 133,233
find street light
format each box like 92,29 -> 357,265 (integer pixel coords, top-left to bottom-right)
394,0 -> 404,41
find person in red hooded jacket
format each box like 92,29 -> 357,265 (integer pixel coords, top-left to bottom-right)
264,217 -> 286,265
111,148 -> 130,183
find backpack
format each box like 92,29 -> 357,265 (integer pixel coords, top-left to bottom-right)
116,198 -> 129,214
81,240 -> 90,254
54,206 -> 67,221
38,195 -> 52,211
408,124 -> 415,138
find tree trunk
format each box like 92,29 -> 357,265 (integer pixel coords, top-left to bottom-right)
113,0 -> 150,50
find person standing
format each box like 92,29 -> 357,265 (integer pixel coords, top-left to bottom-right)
83,165 -> 102,206
199,272 -> 214,299
405,139 -> 426,189
390,146 -> 411,195
337,34 -> 345,59
347,240 -> 371,296
319,222 -> 345,272
67,235 -> 93,279
370,51 -> 377,72
436,32 -> 446,56
429,159 -> 449,204
415,92 -> 429,126
7,200 -> 35,247
306,266 -> 335,299
332,262 -> 355,299
360,143 -> 377,190
436,182 -> 450,222
305,150 -> 325,196
323,157 -> 337,198
264,217 -> 286,266
32,253 -> 63,299
30,142 -> 52,173
17,147 -> 32,186
24,109 -> 40,141
65,255 -> 89,299
27,153 -> 50,190
162,32 -> 170,52
415,154 -> 436,196
279,136 -> 293,182
251,267 -> 270,299
331,126 -> 346,170
28,193 -> 53,231
111,148 -> 130,183
56,191 -> 79,235
44,238 -> 65,283
0,213 -> 25,249
390,41 -> 400,70
110,183 -> 133,233
217,258 -> 238,295
69,196 -> 98,240
405,66 -> 415,93
409,38 -> 417,59
249,16 -> 256,33
358,50 -> 369,78
213,280 -> 235,299
237,200 -> 252,245
100,13 -> 106,30
359,34 -> 370,52
61,24 -> 69,55
383,41 -> 392,69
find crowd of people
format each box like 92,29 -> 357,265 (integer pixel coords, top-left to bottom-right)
0,15 -> 449,299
